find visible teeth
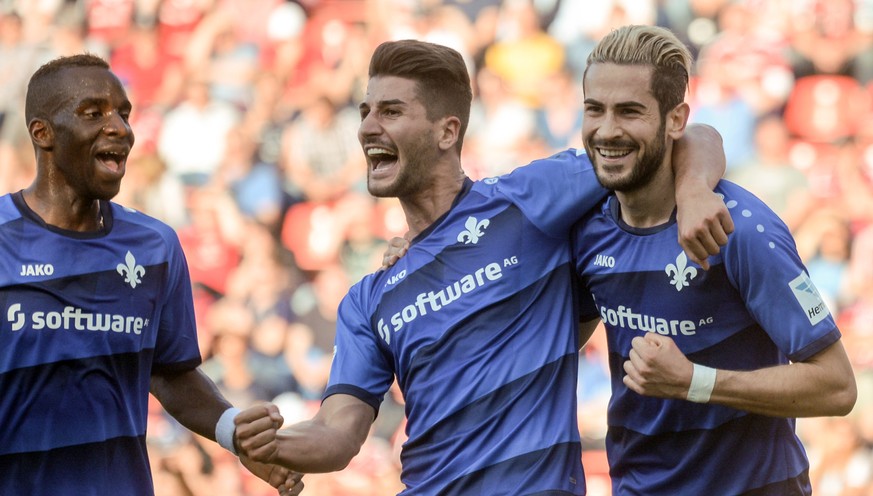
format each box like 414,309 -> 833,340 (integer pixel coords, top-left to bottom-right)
599,148 -> 630,157
368,147 -> 395,157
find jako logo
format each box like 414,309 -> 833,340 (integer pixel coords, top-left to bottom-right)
7,303 -> 148,334
19,264 -> 54,276
386,269 -> 407,286
593,254 -> 615,268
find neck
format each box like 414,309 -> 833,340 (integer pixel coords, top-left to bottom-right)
401,170 -> 467,239
615,165 -> 676,228
23,187 -> 104,232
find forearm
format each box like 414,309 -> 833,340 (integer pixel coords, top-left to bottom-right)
237,394 -> 375,473
672,123 -> 725,192
151,368 -> 233,441
707,342 -> 856,417
273,419 -> 368,473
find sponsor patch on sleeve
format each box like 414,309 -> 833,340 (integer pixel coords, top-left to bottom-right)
789,271 -> 831,325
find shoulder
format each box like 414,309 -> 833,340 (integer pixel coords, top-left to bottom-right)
472,148 -> 598,197
513,148 -> 593,174
718,180 -> 788,233
343,270 -> 389,308
0,194 -> 19,224
109,202 -> 182,245
716,180 -> 798,257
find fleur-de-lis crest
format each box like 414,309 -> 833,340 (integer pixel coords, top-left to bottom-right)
665,251 -> 697,291
457,216 -> 490,244
117,251 -> 146,288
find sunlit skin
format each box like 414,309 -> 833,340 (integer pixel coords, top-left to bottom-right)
582,63 -> 689,228
24,65 -> 134,231
357,75 -> 465,237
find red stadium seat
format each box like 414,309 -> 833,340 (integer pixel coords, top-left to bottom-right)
783,75 -> 869,142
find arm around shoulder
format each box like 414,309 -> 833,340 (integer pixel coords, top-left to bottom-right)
672,124 -> 734,269
673,123 -> 725,190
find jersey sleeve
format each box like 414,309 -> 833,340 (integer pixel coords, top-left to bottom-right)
152,232 -> 201,373
721,184 -> 840,362
323,283 -> 395,414
496,149 -> 607,238
570,217 -> 600,323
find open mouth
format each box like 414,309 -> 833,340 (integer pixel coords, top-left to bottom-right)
96,150 -> 128,173
367,146 -> 398,171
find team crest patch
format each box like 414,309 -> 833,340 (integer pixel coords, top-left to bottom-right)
789,271 -> 830,325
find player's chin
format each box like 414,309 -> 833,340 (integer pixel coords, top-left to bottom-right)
94,182 -> 123,201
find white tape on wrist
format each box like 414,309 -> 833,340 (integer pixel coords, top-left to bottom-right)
687,364 -> 717,403
216,407 -> 241,455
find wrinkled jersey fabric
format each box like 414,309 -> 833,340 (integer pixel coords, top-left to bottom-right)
0,192 -> 201,496
326,150 -> 606,495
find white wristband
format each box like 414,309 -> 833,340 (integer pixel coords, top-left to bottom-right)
687,364 -> 717,403
216,407 -> 241,455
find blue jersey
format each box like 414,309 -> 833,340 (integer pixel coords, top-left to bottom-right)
0,192 -> 201,496
573,181 -> 839,496
325,150 -> 606,495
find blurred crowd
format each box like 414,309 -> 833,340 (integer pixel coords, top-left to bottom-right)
0,0 -> 871,494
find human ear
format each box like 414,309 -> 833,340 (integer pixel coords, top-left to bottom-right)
438,116 -> 461,151
28,118 -> 53,150
667,102 -> 690,140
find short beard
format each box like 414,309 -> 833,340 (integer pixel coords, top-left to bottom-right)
588,120 -> 667,193
367,131 -> 438,199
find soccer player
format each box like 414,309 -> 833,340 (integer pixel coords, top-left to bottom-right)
234,39 -> 732,494
572,25 -> 857,495
0,54 -> 301,496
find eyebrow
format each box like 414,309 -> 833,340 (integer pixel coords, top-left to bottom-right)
359,98 -> 407,111
584,98 -> 647,110
76,97 -> 132,111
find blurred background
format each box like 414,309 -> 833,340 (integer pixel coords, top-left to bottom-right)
0,0 -> 871,494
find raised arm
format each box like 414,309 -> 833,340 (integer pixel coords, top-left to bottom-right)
672,124 -> 735,270
623,333 -> 857,417
236,394 -> 376,473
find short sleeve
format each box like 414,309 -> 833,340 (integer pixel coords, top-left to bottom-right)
721,185 -> 840,362
323,285 -> 395,413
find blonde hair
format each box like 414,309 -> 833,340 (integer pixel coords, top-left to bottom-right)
585,25 -> 691,117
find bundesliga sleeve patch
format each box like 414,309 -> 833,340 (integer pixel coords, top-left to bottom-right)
789,271 -> 830,325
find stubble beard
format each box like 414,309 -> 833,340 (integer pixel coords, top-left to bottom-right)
588,121 -> 667,193
367,132 -> 438,199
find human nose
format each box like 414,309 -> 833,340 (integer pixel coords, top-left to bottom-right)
358,111 -> 380,140
595,112 -> 622,140
102,112 -> 131,137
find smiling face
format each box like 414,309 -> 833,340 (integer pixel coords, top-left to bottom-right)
582,63 -> 670,193
38,65 -> 134,201
358,75 -> 443,199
